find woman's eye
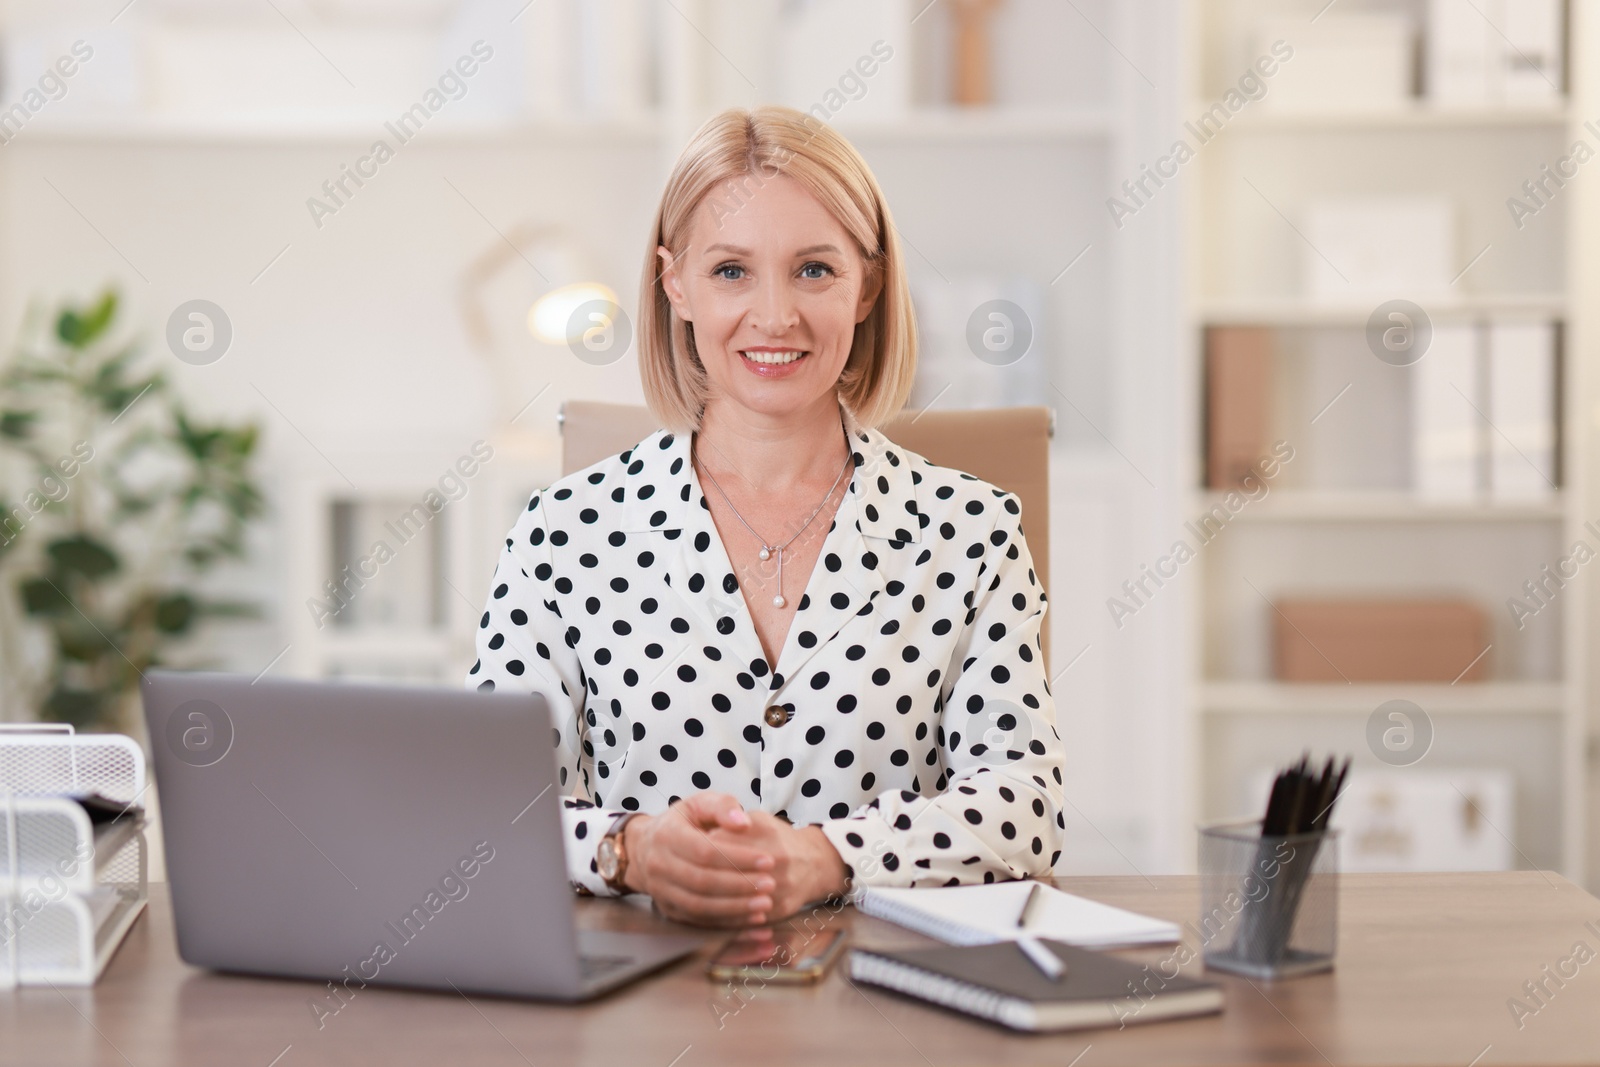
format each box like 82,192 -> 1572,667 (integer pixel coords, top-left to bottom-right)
799,262 -> 834,280
713,262 -> 744,280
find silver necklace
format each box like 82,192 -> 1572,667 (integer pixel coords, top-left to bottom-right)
693,420 -> 853,609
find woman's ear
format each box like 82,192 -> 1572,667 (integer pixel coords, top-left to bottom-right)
658,245 -> 692,321
855,259 -> 885,324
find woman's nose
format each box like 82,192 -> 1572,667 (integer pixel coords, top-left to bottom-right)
750,278 -> 798,333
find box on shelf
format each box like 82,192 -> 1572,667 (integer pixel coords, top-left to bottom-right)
1426,0 -> 1564,105
1250,765 -> 1514,872
1302,197 -> 1454,302
573,0 -> 654,119
1409,317 -> 1560,501
521,0 -> 654,119
1487,320 -> 1558,500
1256,12 -> 1416,112
776,0 -> 911,120
1411,322 -> 1483,501
1271,598 -> 1489,682
1204,327 -> 1274,489
3,25 -> 141,118
1501,0 -> 1566,101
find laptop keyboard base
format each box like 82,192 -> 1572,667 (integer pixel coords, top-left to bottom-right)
579,954 -> 635,980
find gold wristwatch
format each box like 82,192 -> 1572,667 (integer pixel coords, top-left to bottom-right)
596,812 -> 641,894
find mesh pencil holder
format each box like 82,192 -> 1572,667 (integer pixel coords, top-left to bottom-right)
1197,819 -> 1338,980
0,724 -> 148,986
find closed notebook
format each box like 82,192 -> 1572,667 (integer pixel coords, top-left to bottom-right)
851,939 -> 1223,1032
858,882 -> 1180,949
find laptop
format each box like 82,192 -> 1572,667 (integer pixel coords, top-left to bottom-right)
140,669 -> 704,1001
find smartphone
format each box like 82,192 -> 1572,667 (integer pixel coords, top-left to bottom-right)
705,923 -> 847,984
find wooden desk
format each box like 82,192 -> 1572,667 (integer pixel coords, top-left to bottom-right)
7,873 -> 1598,1066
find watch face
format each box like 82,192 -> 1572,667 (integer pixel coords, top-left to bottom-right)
597,839 -> 619,879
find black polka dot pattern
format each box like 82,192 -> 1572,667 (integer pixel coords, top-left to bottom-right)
466,403 -> 1065,896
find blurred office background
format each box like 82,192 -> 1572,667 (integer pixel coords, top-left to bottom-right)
0,0 -> 1594,889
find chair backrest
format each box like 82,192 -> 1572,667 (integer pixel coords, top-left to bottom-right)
559,400 -> 1053,671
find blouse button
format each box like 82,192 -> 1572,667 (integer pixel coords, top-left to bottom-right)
763,705 -> 790,728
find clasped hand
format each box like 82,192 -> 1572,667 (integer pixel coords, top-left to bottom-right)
620,792 -> 850,927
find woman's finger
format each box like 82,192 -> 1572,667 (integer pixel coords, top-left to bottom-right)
655,881 -> 773,923
661,813 -> 774,870
671,790 -> 748,831
677,828 -> 774,873
650,848 -> 775,898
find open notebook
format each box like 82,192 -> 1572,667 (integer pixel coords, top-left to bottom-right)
858,881 -> 1180,949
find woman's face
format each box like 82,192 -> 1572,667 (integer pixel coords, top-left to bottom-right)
658,171 -> 882,424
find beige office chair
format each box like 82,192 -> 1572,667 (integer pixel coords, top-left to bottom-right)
558,400 -> 1054,673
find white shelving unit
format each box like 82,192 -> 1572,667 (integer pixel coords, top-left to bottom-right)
1181,1 -> 1589,882
1217,103 -> 1571,131
1200,681 -> 1567,716
1198,293 -> 1569,326
833,105 -> 1117,141
15,106 -> 1116,147
1191,489 -> 1569,523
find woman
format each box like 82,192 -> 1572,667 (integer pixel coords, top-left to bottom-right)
468,105 -> 1064,928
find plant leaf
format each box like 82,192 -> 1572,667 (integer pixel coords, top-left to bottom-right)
47,535 -> 120,579
154,592 -> 196,634
42,686 -> 104,730
56,619 -> 114,661
198,598 -> 261,620
0,409 -> 38,439
56,291 -> 117,348
20,577 -> 71,615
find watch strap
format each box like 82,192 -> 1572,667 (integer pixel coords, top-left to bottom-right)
599,811 -> 641,894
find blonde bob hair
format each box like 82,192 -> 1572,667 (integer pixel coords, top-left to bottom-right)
638,105 -> 917,433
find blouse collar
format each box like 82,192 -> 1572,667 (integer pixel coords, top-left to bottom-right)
609,399 -> 925,688
614,400 -> 924,546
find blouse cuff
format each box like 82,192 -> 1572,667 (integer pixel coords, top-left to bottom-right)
562,801 -> 629,897
817,809 -> 918,891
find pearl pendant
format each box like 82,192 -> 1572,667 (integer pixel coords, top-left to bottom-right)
758,546 -> 771,561
772,594 -> 786,608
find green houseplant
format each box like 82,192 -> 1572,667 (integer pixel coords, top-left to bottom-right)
0,291 -> 264,731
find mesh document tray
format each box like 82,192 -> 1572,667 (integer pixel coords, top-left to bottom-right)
0,724 -> 148,986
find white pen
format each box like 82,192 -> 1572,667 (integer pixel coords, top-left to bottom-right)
1015,882 -> 1067,981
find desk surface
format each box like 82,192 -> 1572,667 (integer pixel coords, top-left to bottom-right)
7,873 -> 1598,1066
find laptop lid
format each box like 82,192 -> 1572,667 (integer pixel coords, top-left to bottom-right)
141,669 -> 587,999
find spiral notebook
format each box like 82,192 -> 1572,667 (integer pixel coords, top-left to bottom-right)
851,939 -> 1222,1032
857,881 -> 1180,949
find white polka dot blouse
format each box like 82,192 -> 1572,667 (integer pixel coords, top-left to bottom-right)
466,403 -> 1066,896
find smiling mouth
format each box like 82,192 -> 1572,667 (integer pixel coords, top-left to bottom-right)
740,350 -> 809,365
